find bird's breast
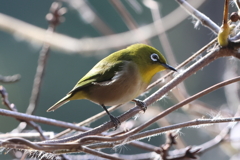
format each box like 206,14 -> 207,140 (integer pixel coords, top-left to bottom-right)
85,62 -> 148,106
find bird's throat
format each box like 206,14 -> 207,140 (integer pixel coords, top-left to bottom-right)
140,65 -> 165,84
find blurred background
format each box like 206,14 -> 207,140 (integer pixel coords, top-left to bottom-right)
0,0 -> 239,159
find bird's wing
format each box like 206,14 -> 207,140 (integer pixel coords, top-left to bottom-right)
68,61 -> 127,94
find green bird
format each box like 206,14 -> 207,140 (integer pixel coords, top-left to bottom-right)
47,44 -> 176,128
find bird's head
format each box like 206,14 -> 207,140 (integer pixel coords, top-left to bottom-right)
127,43 -> 176,83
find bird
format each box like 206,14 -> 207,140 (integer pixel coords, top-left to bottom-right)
47,43 -> 176,129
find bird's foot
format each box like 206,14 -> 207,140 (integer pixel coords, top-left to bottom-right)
133,99 -> 147,112
109,115 -> 121,130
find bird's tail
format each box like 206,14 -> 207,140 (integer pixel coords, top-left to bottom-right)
47,94 -> 71,112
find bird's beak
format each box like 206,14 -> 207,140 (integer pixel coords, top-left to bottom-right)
161,63 -> 177,72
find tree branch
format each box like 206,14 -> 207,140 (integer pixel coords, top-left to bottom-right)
26,2 -> 66,116
0,1 -> 205,53
0,108 -> 88,131
0,74 -> 20,83
176,0 -> 220,34
77,75 -> 240,143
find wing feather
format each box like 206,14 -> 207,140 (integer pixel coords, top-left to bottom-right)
68,61 -> 127,94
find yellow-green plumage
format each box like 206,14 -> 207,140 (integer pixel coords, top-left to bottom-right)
47,44 -> 176,127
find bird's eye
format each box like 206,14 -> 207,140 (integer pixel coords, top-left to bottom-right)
150,53 -> 159,62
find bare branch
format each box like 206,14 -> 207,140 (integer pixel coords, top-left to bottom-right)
144,0 -> 177,65
0,86 -> 47,140
147,37 -> 217,91
0,132 -> 54,139
0,74 -> 20,83
109,0 -> 149,44
53,104 -> 121,139
0,1 -> 205,53
129,117 -> 236,143
198,126 -> 230,155
83,117 -> 238,149
176,0 -> 220,34
79,146 -> 124,160
78,75 -> 240,143
0,86 -> 17,111
109,0 -> 139,30
63,0 -> 115,35
0,108 -> 87,131
26,2 -> 66,116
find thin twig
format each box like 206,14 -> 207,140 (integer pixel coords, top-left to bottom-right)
197,125 -> 231,155
0,74 -> 21,83
0,132 -> 54,139
110,0 -> 138,30
144,0 -> 177,65
0,86 -> 47,140
109,0 -> 149,44
125,0 -> 142,14
26,2 -> 66,116
147,37 -> 217,91
129,117 -> 236,143
53,104 -> 121,139
63,0 -> 115,35
1,138 -> 46,150
0,86 -> 17,111
0,108 -> 88,131
176,0 -> 220,34
20,152 -> 28,160
80,146 -> 124,160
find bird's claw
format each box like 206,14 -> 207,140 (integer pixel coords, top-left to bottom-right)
109,115 -> 121,130
133,99 -> 147,112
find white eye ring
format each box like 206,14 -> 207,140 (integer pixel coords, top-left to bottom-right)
150,53 -> 159,62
